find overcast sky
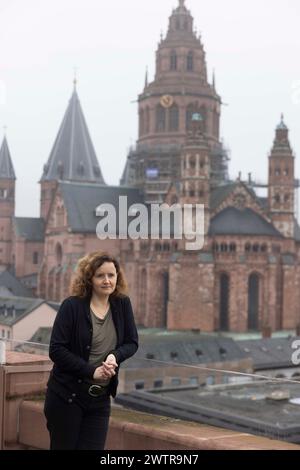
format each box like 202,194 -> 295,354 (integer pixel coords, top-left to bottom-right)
0,0 -> 300,217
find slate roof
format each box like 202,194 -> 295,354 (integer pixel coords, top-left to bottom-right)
0,270 -> 34,298
59,181 -> 144,233
0,137 -> 15,180
13,217 -> 45,242
210,183 -> 237,211
41,88 -> 105,184
30,327 -> 52,345
0,296 -> 59,327
124,333 -> 248,369
209,207 -> 282,237
237,337 -> 300,371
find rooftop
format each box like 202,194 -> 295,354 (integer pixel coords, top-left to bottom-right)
116,380 -> 300,444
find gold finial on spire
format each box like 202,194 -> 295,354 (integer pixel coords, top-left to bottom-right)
3,125 -> 7,136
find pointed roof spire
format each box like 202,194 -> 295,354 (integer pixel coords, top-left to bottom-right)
277,113 -> 288,130
41,86 -> 105,184
212,69 -> 216,90
73,66 -> 78,91
175,0 -> 188,13
0,135 -> 16,180
145,67 -> 148,88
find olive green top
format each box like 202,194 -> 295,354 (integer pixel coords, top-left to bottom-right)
88,306 -> 117,386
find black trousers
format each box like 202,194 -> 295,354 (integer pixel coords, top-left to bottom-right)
44,388 -> 111,450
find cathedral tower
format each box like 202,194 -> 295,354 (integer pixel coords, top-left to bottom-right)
0,136 -> 16,267
268,115 -> 295,237
121,0 -> 228,203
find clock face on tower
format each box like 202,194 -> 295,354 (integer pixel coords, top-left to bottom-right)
160,95 -> 174,108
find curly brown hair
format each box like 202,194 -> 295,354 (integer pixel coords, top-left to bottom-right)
70,252 -> 128,299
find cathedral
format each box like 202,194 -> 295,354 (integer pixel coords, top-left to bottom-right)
0,0 -> 299,333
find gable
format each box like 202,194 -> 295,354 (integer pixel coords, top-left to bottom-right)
46,190 -> 68,234
210,182 -> 269,222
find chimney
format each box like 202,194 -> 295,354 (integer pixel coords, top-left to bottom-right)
262,324 -> 272,338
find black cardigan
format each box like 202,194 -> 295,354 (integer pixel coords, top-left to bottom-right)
47,295 -> 138,399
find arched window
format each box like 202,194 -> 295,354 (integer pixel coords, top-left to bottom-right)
199,106 -> 207,132
274,194 -> 280,204
141,269 -> 147,318
189,157 -> 196,169
170,50 -> 177,71
187,51 -> 194,71
162,272 -> 169,327
212,242 -> 219,252
220,243 -> 228,253
186,104 -> 194,131
56,206 -> 64,227
156,105 -> 166,132
145,107 -> 150,134
248,273 -> 260,330
220,273 -> 230,331
245,243 -> 251,253
55,243 -> 63,265
169,104 -> 179,131
229,243 -> 236,253
140,109 -> 145,135
189,184 -> 195,197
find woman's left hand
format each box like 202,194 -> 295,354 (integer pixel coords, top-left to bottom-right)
105,354 -> 118,369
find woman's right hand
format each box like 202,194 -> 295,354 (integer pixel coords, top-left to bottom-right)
93,363 -> 116,380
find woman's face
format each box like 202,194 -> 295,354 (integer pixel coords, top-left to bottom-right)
91,262 -> 118,297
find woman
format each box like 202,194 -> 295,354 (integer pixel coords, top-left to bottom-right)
44,252 -> 139,450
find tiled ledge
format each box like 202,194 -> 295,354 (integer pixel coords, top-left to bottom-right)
17,401 -> 300,451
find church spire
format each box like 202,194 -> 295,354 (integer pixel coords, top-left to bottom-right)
167,0 -> 193,37
0,135 -> 16,180
41,84 -> 105,184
